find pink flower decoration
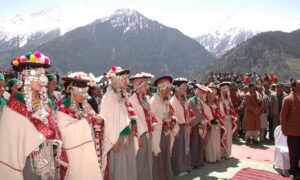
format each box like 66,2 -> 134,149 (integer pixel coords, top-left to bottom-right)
34,51 -> 42,58
16,56 -> 21,62
112,66 -> 117,72
20,56 -> 28,62
44,57 -> 50,64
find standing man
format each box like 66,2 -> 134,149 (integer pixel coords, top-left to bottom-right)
270,82 -> 287,141
230,83 -> 242,140
88,85 -> 101,114
243,83 -> 261,144
257,85 -> 269,142
280,79 -> 300,178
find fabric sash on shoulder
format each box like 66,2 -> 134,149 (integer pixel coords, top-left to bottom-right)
7,95 -> 55,139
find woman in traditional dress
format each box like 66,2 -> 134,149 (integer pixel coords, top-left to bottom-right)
128,72 -> 155,180
188,84 -> 211,168
202,83 -> 225,163
99,66 -> 137,180
219,82 -> 238,159
56,72 -> 102,180
0,52 -> 66,180
170,77 -> 194,176
150,76 -> 178,180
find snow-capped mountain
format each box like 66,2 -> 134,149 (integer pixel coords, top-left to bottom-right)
0,7 -> 164,52
0,8 -> 214,78
0,6 -> 103,51
194,14 -> 262,57
195,27 -> 259,58
95,8 -> 164,34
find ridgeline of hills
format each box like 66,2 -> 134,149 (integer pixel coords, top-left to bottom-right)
198,29 -> 300,81
0,9 -> 214,78
1,8 -> 299,82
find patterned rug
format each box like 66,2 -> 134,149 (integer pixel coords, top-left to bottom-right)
232,167 -> 289,180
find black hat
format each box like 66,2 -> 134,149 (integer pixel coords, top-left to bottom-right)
154,76 -> 173,87
61,77 -> 89,88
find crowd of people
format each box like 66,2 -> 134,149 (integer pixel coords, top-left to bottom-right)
0,51 -> 299,180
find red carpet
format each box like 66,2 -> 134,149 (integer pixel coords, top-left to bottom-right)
232,168 -> 289,180
231,144 -> 274,163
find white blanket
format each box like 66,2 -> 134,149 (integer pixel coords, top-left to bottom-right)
57,111 -> 102,180
0,107 -> 45,180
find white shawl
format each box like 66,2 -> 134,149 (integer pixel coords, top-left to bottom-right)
170,95 -> 191,155
150,93 -> 179,156
0,106 -> 46,180
99,87 -> 131,175
128,93 -> 148,138
170,96 -> 186,124
56,111 -> 102,180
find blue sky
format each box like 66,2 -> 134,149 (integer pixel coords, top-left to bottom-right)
1,0 -> 299,36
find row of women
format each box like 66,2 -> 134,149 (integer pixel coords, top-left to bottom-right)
0,51 -> 238,180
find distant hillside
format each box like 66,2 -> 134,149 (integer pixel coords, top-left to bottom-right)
198,29 -> 300,81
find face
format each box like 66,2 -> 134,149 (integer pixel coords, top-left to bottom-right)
0,81 -> 4,97
48,80 -> 57,93
230,85 -> 237,92
264,83 -> 270,90
196,89 -> 206,99
284,88 -> 290,94
91,87 -> 98,96
160,86 -> 171,98
74,93 -> 85,103
138,82 -> 149,95
293,80 -> 300,94
31,80 -> 42,92
221,86 -> 229,95
10,83 -> 19,93
211,88 -> 218,98
276,85 -> 283,93
177,83 -> 187,96
257,87 -> 263,93
119,77 -> 128,89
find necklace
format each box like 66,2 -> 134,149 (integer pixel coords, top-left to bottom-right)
70,99 -> 89,119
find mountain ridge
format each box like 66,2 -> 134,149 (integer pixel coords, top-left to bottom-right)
0,9 -> 215,78
198,29 -> 300,81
